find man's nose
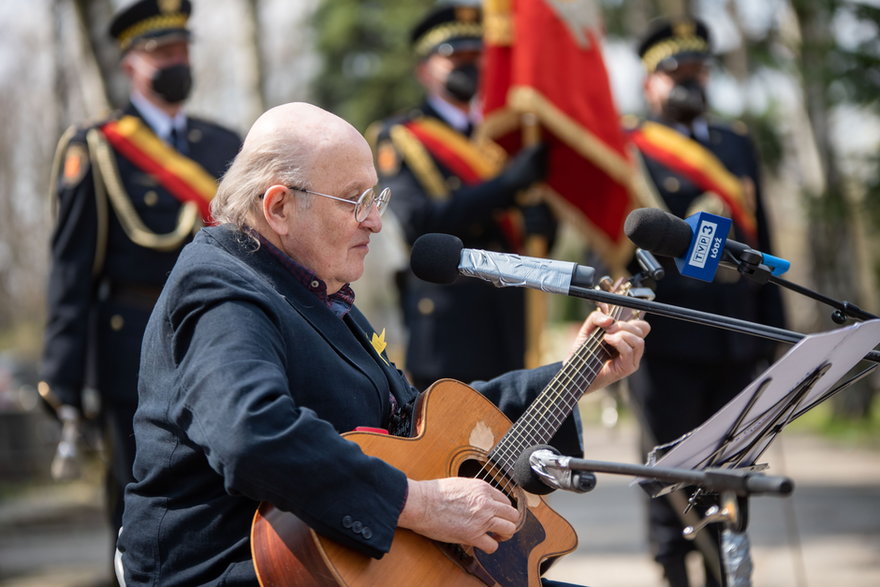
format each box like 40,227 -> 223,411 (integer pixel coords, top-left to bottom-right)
360,204 -> 383,233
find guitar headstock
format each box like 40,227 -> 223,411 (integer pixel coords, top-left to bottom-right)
594,275 -> 655,322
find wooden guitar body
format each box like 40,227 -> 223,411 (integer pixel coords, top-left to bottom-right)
251,379 -> 577,587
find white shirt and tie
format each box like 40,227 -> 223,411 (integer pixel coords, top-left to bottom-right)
130,91 -> 188,154
427,94 -> 477,136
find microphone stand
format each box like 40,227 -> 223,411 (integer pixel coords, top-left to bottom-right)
559,261 -> 877,585
563,286 -> 880,365
529,450 -> 793,587
725,249 -> 879,324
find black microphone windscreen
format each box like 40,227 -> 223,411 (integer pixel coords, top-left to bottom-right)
624,208 -> 693,258
511,445 -> 558,495
410,233 -> 463,284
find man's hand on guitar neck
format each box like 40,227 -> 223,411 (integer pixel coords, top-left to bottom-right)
567,310 -> 650,393
397,477 -> 519,554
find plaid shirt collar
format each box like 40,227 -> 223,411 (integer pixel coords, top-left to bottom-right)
256,231 -> 355,318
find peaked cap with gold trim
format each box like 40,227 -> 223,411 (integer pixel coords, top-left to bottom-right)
638,16 -> 711,73
410,1 -> 483,59
109,0 -> 192,52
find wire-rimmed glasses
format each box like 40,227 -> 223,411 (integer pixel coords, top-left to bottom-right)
288,186 -> 391,223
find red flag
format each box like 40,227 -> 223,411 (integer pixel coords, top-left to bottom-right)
479,0 -> 642,269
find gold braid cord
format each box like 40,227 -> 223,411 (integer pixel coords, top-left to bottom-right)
49,126 -> 109,276
47,125 -> 78,218
87,128 -> 201,254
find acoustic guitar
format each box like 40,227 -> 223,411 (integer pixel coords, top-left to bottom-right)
251,280 -> 646,586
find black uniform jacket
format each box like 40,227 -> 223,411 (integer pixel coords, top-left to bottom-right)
374,102 -> 556,384
117,225 -> 580,585
633,117 -> 786,364
40,103 -> 241,409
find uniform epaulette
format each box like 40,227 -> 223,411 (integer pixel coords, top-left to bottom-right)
388,109 -> 423,130
87,109 -> 122,129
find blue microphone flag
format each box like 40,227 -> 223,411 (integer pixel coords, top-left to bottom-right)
675,211 -> 732,282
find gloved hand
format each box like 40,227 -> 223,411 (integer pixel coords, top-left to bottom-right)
51,405 -> 83,481
496,143 -> 549,192
37,382 -> 84,481
520,201 -> 558,240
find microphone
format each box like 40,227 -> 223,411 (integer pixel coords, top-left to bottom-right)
512,445 -> 558,495
512,445 -> 597,494
410,233 -> 597,294
624,208 -> 790,282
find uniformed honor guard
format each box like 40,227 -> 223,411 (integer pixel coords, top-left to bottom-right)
370,0 -> 556,390
624,16 -> 787,587
38,0 -> 241,550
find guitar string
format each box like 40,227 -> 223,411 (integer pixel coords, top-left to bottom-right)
486,332 -> 608,495
475,302 -> 627,495
497,319 -> 616,480
474,302 -> 623,490
490,311 -> 612,473
502,302 -> 624,458
499,339 -> 606,459
500,302 -> 642,490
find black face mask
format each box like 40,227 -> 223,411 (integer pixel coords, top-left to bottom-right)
444,63 -> 480,103
662,78 -> 706,124
151,63 -> 193,104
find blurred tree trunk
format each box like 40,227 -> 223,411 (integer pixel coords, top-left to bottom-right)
75,0 -> 118,109
50,0 -> 114,140
244,0 -> 268,115
722,1 -> 749,82
788,0 -> 875,419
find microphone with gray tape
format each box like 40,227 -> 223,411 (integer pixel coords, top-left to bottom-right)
410,233 -> 597,294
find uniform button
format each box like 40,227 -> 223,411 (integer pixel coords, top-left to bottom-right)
188,128 -> 203,143
417,297 -> 435,315
361,527 -> 372,540
351,521 -> 363,533
663,177 -> 680,193
342,515 -> 353,528
110,315 -> 125,331
310,280 -> 320,289
143,190 -> 158,206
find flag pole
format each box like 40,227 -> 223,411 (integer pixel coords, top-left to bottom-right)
521,112 -> 551,369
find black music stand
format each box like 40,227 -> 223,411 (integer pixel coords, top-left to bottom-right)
638,319 -> 880,586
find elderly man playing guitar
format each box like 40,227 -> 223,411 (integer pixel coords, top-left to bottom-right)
115,102 -> 649,587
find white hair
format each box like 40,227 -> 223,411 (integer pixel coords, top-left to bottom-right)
210,132 -> 312,235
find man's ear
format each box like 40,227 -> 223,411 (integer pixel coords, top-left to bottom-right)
120,54 -> 135,78
262,185 -> 292,236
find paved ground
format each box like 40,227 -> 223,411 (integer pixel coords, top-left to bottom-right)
1,403 -> 878,587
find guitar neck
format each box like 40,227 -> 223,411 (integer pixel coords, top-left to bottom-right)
490,330 -> 613,474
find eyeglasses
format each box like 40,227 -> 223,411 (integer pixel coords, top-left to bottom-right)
287,186 -> 391,223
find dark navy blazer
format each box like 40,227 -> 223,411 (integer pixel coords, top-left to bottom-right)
117,225 -> 580,585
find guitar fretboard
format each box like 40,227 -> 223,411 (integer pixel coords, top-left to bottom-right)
489,322 -> 616,476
